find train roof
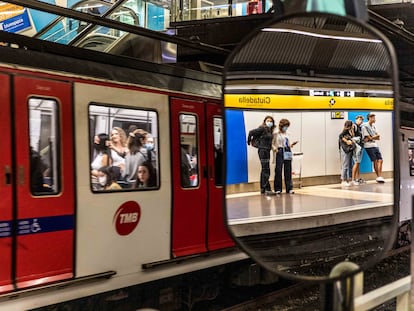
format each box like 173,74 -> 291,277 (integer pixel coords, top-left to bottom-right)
0,30 -> 222,99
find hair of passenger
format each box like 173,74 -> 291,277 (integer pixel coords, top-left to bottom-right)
95,133 -> 110,153
136,160 -> 157,188
128,129 -> 147,154
111,127 -> 127,146
262,116 -> 275,126
98,166 -> 117,186
343,120 -> 353,130
278,118 -> 290,130
127,124 -> 138,135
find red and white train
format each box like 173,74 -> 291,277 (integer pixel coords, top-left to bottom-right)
0,33 -> 248,310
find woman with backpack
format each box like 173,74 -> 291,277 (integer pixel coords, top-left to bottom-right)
247,116 -> 275,194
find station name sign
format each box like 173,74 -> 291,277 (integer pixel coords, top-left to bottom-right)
224,94 -> 393,110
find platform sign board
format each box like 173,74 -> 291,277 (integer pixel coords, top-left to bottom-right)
0,3 -> 31,33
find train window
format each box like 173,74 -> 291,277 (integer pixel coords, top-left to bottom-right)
179,114 -> 199,188
213,117 -> 224,186
89,104 -> 159,192
28,98 -> 61,196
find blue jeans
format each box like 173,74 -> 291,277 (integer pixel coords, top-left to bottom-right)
340,148 -> 352,180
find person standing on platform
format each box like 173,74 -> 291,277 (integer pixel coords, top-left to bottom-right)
351,115 -> 365,185
362,113 -> 385,183
339,120 -> 355,187
272,119 -> 298,194
247,116 -> 275,194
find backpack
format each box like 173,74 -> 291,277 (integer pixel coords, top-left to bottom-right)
251,136 -> 260,148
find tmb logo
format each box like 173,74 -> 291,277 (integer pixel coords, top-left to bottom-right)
113,201 -> 141,236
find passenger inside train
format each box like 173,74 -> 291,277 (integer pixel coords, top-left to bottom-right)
88,105 -> 160,191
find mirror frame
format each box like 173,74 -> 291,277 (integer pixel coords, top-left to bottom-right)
222,11 -> 400,282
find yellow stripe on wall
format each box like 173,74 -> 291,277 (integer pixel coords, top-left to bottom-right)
224,94 -> 394,110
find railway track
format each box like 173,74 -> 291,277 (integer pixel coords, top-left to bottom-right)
220,245 -> 410,311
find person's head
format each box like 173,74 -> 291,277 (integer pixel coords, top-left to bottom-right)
94,133 -> 110,152
136,161 -> 156,187
367,113 -> 376,124
278,119 -> 290,132
182,144 -> 191,154
127,124 -> 138,136
344,120 -> 353,130
262,116 -> 275,129
111,127 -> 127,146
97,166 -> 116,187
355,115 -> 364,125
128,129 -> 146,153
144,135 -> 155,151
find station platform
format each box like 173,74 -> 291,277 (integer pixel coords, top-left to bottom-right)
227,180 -> 393,237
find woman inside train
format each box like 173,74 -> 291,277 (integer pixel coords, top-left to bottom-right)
247,116 -> 275,194
108,127 -> 128,179
96,166 -> 122,191
339,120 -> 356,187
91,133 -> 112,178
272,118 -> 298,194
143,134 -> 157,168
135,161 -> 157,188
123,129 -> 147,186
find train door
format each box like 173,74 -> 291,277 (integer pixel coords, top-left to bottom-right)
171,98 -> 208,256
205,104 -> 234,250
171,99 -> 233,256
0,74 -> 13,293
13,76 -> 75,288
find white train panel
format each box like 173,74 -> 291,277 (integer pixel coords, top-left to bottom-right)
74,83 -> 171,276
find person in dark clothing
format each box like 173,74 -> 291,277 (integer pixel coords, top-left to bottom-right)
247,116 -> 276,194
181,145 -> 192,187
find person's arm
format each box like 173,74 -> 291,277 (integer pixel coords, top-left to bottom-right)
247,127 -> 264,144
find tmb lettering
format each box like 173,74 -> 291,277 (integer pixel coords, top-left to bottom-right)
120,213 -> 138,223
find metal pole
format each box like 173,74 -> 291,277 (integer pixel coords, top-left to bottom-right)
321,261 -> 363,311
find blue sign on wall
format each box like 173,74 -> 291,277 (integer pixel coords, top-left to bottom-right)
0,9 -> 31,33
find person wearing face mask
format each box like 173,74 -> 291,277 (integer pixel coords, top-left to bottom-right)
247,116 -> 276,194
96,166 -> 122,191
272,119 -> 298,194
144,134 -> 157,168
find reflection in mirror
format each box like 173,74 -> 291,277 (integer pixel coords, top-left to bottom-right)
223,13 -> 398,280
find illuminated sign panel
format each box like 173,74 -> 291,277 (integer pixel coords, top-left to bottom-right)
0,3 -> 31,33
224,94 -> 393,110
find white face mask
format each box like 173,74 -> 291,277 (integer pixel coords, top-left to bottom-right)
98,176 -> 107,186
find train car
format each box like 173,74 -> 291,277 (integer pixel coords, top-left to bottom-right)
0,28 -> 249,310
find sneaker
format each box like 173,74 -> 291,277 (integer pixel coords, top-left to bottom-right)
376,177 -> 385,183
352,180 -> 360,186
288,190 -> 295,194
358,178 -> 366,184
341,181 -> 350,187
275,190 -> 281,195
265,190 -> 275,196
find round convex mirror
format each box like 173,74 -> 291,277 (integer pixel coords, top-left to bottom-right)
223,12 -> 399,281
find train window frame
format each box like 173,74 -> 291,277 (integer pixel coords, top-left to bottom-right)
88,103 -> 160,193
179,113 -> 200,188
28,97 -> 62,196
